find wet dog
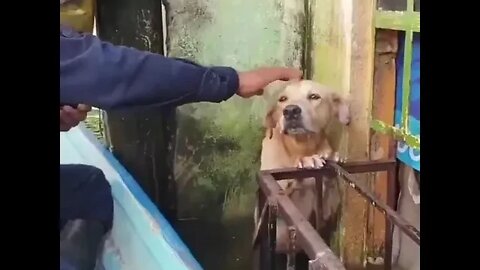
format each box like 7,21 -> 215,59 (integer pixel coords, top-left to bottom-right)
255,80 -> 351,253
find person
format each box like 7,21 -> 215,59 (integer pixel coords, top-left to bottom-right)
60,24 -> 302,270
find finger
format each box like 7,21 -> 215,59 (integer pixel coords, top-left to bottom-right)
62,105 -> 80,115
60,111 -> 74,131
312,156 -> 326,168
60,108 -> 80,126
60,119 -> 71,131
62,106 -> 86,122
77,104 -> 92,112
296,71 -> 303,80
60,125 -> 70,132
276,69 -> 302,82
285,69 -> 303,80
297,161 -> 303,169
61,105 -> 75,112
300,157 -> 315,169
73,105 -> 90,121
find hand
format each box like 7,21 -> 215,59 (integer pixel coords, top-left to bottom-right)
236,67 -> 303,98
60,104 -> 92,132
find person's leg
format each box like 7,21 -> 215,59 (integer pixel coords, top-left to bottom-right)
60,164 -> 113,230
60,164 -> 114,270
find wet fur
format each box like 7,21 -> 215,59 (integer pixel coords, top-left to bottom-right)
254,80 -> 350,253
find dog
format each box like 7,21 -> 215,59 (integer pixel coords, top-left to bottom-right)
254,79 -> 351,253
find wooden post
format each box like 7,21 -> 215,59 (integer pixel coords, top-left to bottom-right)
309,0 -> 375,268
368,30 -> 398,269
341,0 -> 375,268
96,0 -> 177,223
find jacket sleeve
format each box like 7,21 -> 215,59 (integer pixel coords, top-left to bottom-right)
60,26 -> 239,110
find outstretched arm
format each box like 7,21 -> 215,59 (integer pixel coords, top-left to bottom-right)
60,26 -> 239,110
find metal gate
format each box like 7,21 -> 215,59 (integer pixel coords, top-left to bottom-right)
253,160 -> 420,269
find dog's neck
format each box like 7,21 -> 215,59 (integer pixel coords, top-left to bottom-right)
278,131 -> 330,159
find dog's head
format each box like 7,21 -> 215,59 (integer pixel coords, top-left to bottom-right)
264,80 -> 350,137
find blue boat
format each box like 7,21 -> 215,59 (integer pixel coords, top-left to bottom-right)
60,124 -> 203,270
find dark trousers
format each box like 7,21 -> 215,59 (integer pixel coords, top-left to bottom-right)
60,164 -> 114,231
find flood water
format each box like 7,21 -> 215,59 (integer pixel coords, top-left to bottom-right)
177,214 -> 254,270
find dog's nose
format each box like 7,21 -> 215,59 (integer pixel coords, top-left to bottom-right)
283,105 -> 302,120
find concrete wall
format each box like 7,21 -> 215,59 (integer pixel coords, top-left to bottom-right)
164,0 -> 305,269
164,0 -> 419,269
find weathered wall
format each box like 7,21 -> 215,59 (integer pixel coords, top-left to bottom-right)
165,0 -> 391,268
164,0 -> 305,269
309,0 -> 351,92
369,29 -> 398,267
309,0 -> 380,268
308,0 -> 354,259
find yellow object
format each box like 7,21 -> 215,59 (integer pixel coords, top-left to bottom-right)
60,0 -> 95,33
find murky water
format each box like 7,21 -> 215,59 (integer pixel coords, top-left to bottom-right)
177,214 -> 254,270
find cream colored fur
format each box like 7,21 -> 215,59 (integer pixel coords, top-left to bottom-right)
255,80 -> 350,252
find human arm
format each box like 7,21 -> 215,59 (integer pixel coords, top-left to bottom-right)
60,26 -> 239,110
60,26 -> 302,110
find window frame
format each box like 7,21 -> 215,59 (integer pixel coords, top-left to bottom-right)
371,0 -> 420,150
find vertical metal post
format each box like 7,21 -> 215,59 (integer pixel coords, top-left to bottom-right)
384,164 -> 398,270
268,200 -> 278,270
254,182 -> 270,270
315,176 -> 324,233
287,226 -> 297,270
96,0 -> 177,223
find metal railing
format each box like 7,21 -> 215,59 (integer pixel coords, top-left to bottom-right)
253,160 -> 420,270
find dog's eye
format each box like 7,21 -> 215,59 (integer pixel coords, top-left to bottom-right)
308,94 -> 321,100
278,96 -> 288,102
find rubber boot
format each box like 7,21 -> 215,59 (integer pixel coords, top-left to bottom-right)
60,219 -> 107,270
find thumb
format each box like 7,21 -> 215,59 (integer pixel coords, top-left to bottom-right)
77,104 -> 92,112
282,68 -> 303,81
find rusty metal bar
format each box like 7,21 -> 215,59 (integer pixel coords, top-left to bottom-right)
384,162 -> 397,270
287,226 -> 297,270
256,159 -> 418,269
264,159 -> 396,180
258,173 -> 347,270
268,200 -> 278,270
261,159 -> 419,246
252,200 -> 269,247
327,162 -> 420,245
314,176 -> 323,233
309,257 -> 331,270
338,159 -> 397,173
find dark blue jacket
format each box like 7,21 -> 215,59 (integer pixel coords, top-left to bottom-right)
60,26 -> 239,110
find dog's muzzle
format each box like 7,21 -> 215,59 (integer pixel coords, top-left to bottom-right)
283,104 -> 302,120
283,105 -> 309,135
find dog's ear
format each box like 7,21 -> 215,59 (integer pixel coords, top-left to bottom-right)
264,108 -> 277,128
331,93 -> 351,126
264,107 -> 277,139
